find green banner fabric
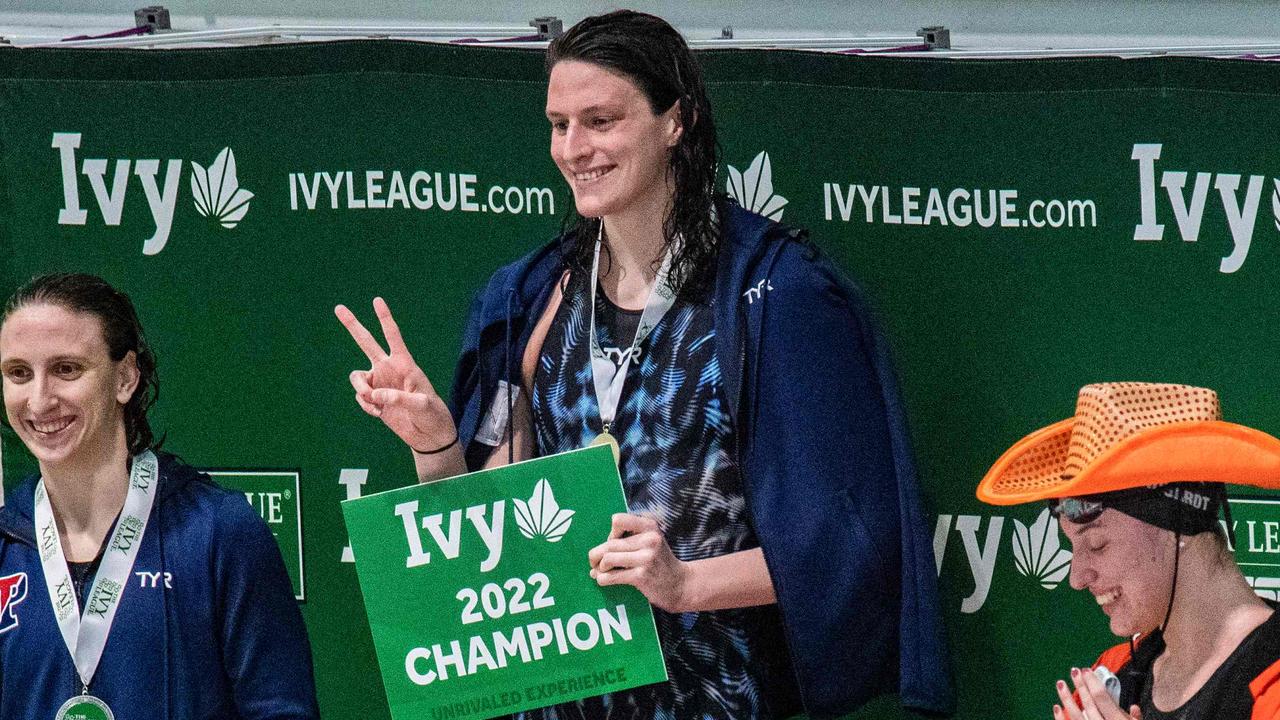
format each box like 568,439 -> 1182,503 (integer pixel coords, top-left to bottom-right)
342,445 -> 666,719
1,41 -> 1279,718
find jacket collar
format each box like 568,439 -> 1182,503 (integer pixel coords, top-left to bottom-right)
0,451 -> 201,547
458,200 -> 791,452
714,199 -> 796,423
477,199 -> 785,334
475,241 -> 563,333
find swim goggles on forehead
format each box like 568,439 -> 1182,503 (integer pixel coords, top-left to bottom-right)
1046,496 -> 1106,524
1046,484 -> 1226,533
1044,487 -> 1151,524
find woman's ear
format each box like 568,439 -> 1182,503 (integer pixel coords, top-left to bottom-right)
116,350 -> 140,404
664,102 -> 685,147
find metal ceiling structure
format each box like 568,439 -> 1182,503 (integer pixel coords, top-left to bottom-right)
3,5 -> 1280,59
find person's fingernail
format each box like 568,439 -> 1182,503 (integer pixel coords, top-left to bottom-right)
1056,680 -> 1066,691
1070,667 -> 1080,678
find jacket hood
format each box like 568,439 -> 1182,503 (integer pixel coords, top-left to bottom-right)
0,451 -> 204,547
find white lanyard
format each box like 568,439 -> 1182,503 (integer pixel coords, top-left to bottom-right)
34,450 -> 158,692
588,228 -> 677,432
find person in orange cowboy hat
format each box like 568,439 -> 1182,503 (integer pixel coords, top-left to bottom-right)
978,382 -> 1280,720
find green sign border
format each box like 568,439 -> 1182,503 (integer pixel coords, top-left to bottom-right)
208,469 -> 306,602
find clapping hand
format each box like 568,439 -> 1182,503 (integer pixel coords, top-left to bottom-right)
335,298 -> 457,453
1053,667 -> 1141,720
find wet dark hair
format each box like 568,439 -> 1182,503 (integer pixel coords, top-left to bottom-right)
3,273 -> 158,455
547,9 -> 722,297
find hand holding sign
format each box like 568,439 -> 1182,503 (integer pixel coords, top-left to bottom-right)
589,513 -> 690,613
342,446 -> 667,720
335,297 -> 457,453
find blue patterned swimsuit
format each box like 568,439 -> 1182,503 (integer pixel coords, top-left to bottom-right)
521,273 -> 780,720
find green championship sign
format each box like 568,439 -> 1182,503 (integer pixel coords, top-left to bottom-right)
342,446 -> 667,720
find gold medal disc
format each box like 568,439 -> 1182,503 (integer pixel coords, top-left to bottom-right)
589,431 -> 621,465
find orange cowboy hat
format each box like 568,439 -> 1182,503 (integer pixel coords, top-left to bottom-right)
977,382 -> 1280,506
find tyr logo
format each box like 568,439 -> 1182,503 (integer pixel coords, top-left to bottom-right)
0,573 -> 28,634
601,346 -> 642,366
135,571 -> 173,589
742,278 -> 774,304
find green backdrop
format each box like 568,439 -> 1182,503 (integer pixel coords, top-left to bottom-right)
1,41 -> 1278,718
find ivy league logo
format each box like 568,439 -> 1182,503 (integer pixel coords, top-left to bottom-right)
726,151 -> 788,221
395,479 -> 578,574
86,579 -> 123,618
52,132 -> 254,256
513,479 -> 575,542
191,147 -> 254,229
1131,143 -> 1280,273
109,516 -> 145,555
38,521 -> 59,562
1010,508 -> 1073,590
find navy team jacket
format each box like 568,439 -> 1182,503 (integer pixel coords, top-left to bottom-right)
448,200 -> 957,718
0,452 -> 319,719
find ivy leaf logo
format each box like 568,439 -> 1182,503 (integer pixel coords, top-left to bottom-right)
191,147 -> 254,228
726,151 -> 788,220
512,479 -> 575,542
1271,178 -> 1280,232
1011,508 -> 1073,590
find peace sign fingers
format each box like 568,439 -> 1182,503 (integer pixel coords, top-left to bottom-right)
335,302 -> 388,364
335,297 -> 456,455
373,296 -> 412,358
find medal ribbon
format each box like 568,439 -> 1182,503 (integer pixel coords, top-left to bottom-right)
35,450 -> 159,692
588,227 -> 678,432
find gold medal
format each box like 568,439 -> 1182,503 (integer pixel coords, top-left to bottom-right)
590,431 -> 621,466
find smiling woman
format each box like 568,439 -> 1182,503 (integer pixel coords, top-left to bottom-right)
0,273 -> 320,720
978,382 -> 1280,720
336,9 -> 953,719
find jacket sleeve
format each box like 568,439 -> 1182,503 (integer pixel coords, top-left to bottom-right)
742,242 -> 954,717
214,493 -> 320,720
448,287 -> 489,470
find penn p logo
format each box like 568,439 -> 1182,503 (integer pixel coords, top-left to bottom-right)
512,479 -> 574,543
1011,508 -> 1073,590
191,147 -> 254,228
726,151 -> 788,221
0,573 -> 27,634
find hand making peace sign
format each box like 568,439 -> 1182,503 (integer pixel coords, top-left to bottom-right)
335,298 -> 458,454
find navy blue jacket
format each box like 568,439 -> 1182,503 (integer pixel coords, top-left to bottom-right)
0,453 -> 319,720
448,201 -> 955,717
